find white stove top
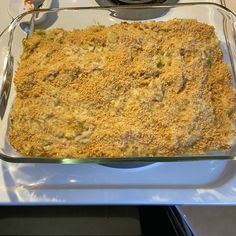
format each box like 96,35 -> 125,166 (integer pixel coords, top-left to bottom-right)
2,0 -> 236,205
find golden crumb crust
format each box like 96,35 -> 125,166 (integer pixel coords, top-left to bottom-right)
8,19 -> 236,158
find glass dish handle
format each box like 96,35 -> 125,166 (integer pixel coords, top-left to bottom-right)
0,27 -> 14,119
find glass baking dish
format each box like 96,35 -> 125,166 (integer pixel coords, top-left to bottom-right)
1,3 -> 236,163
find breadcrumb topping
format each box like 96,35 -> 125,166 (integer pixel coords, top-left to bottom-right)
8,19 -> 236,158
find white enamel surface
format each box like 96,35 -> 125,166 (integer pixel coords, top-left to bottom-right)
2,0 -> 236,205
1,160 -> 236,204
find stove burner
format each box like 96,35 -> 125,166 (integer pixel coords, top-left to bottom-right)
95,0 -> 179,20
110,0 -> 165,4
96,0 -> 177,6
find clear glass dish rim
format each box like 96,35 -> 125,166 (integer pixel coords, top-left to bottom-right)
1,1 -> 235,34
1,2 -> 236,163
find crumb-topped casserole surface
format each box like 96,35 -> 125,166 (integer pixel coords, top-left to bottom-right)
9,19 -> 236,158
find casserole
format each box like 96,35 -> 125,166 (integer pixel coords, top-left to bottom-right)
1,3 -> 236,163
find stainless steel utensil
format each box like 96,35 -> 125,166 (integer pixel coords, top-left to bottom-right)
21,0 -> 45,37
